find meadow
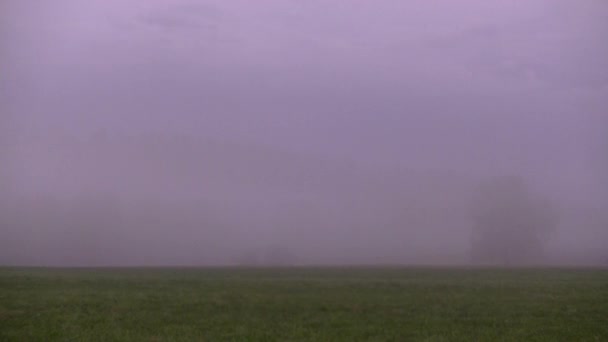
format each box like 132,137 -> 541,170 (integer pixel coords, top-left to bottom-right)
1,267 -> 607,341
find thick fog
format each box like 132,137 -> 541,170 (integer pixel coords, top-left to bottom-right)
1,0 -> 607,266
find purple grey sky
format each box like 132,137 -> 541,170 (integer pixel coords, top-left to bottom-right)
1,0 -> 607,265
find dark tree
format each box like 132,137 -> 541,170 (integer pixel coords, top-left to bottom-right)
470,176 -> 558,265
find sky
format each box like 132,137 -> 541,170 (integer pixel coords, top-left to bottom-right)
1,0 -> 607,266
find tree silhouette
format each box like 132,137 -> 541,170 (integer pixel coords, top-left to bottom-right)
470,176 -> 558,265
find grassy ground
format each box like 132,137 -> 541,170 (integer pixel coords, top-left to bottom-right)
1,267 -> 607,341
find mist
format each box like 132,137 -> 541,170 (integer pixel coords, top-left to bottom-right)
1,0 -> 606,266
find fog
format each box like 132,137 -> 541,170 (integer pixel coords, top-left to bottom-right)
1,0 -> 606,266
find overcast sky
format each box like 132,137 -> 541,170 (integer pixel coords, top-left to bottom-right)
0,0 -> 606,265
4,0 -> 606,196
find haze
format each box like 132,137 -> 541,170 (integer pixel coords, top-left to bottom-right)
1,0 -> 606,266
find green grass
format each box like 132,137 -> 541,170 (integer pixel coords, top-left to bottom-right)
1,267 -> 607,341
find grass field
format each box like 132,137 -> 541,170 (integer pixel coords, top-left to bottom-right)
1,267 -> 607,341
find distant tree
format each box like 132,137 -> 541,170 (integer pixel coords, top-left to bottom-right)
470,176 -> 558,265
262,245 -> 297,266
235,250 -> 261,266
